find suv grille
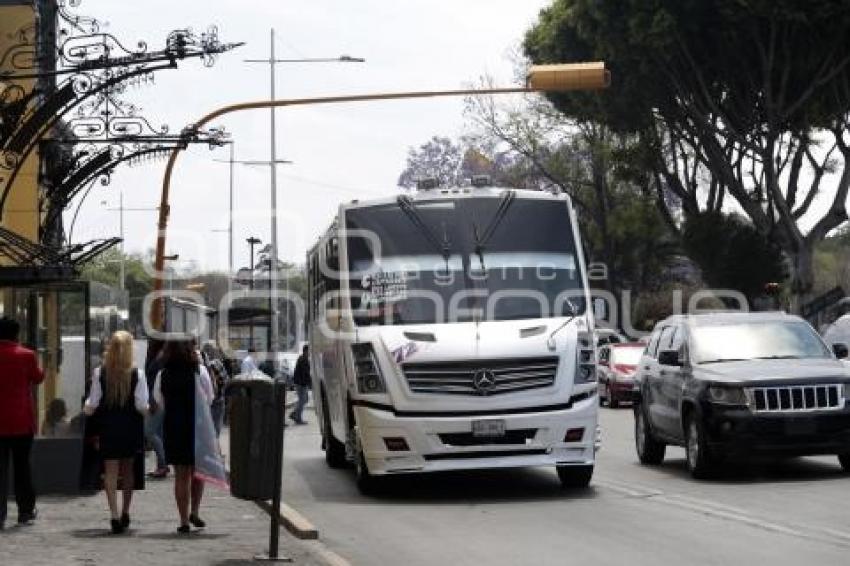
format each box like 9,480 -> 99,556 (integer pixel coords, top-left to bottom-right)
747,384 -> 844,413
403,357 -> 558,396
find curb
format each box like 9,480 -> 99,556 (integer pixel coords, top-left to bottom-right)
255,499 -> 319,540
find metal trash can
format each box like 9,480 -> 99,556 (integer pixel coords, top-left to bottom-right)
229,379 -> 285,501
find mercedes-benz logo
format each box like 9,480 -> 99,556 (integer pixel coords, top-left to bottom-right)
472,369 -> 497,395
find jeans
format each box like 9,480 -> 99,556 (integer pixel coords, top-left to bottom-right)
291,385 -> 309,423
0,435 -> 36,525
210,399 -> 225,439
144,410 -> 167,469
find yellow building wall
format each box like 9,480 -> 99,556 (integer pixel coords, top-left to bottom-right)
0,4 -> 41,246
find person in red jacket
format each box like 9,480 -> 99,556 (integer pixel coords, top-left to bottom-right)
0,317 -> 45,530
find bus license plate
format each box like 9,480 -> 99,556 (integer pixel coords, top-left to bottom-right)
473,419 -> 506,438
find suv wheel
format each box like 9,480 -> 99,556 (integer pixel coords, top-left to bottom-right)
839,454 -> 850,472
635,405 -> 666,465
685,416 -> 717,479
557,464 -> 593,488
322,393 -> 347,469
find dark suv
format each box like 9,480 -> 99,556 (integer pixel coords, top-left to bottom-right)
634,312 -> 850,478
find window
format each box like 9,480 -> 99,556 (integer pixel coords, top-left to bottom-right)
646,329 -> 662,358
657,326 -> 676,353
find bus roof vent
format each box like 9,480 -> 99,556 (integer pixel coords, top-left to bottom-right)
470,175 -> 492,188
416,177 -> 440,191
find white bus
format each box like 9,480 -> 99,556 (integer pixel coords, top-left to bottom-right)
306,182 -> 598,492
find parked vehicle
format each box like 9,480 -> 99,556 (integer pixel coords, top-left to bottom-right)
306,183 -> 598,492
595,327 -> 626,346
598,342 -> 644,408
634,311 -> 850,478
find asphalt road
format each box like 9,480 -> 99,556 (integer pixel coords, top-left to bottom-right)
281,404 -> 850,566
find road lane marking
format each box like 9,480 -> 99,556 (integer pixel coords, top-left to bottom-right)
596,477 -> 850,549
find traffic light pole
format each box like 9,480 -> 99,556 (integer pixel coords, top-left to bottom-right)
150,68 -> 607,328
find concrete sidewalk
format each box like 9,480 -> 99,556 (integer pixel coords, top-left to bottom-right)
0,454 -> 326,566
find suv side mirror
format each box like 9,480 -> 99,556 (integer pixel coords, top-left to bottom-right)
658,349 -> 683,367
832,343 -> 849,360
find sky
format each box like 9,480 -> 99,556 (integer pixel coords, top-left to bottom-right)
65,0 -> 553,273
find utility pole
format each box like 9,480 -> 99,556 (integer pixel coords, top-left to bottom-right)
269,29 -> 281,354
228,143 -> 235,288
244,32 -> 365,353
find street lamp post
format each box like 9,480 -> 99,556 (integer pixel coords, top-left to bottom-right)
246,236 -> 261,349
244,29 -> 365,355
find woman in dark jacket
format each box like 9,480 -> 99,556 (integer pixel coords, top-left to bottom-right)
152,339 -> 214,533
84,330 -> 148,534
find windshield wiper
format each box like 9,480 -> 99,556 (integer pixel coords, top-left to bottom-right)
753,355 -> 802,360
471,190 -> 516,272
699,358 -> 749,365
546,299 -> 578,351
396,195 -> 452,266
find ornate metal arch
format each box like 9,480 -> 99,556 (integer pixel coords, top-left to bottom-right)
0,0 -> 241,221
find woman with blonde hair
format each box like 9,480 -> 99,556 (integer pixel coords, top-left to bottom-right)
84,330 -> 148,534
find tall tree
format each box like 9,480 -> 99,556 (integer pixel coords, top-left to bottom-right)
525,0 -> 850,308
463,88 -> 676,300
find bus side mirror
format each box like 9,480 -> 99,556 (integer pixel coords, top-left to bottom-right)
832,343 -> 848,359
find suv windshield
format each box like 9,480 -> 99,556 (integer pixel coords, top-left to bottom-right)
345,195 -> 585,326
691,321 -> 831,364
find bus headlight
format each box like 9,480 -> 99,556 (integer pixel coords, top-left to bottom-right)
574,332 -> 596,385
352,343 -> 387,394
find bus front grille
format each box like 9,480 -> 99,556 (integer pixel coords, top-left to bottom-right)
403,357 -> 559,396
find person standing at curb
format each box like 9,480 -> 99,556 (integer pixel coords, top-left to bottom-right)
84,330 -> 149,535
290,345 -> 311,425
153,339 -> 214,534
0,317 -> 45,531
144,339 -> 169,479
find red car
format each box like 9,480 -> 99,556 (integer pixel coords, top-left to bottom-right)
597,342 -> 645,408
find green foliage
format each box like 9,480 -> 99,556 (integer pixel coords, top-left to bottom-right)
681,212 -> 787,301
79,247 -> 153,328
525,0 -> 850,133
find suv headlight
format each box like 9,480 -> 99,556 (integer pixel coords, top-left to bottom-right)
352,343 -> 387,394
574,331 -> 596,385
708,385 -> 748,406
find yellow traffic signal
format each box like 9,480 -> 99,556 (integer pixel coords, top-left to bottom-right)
527,62 -> 610,92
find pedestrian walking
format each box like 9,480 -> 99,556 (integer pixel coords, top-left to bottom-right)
83,330 -> 148,535
200,342 -> 228,439
240,348 -> 258,374
144,339 -> 169,479
153,339 -> 215,533
290,345 -> 311,425
0,317 -> 45,530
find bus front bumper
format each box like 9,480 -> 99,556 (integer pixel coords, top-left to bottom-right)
353,393 -> 598,475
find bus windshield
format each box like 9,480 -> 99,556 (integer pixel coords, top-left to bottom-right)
344,195 -> 585,326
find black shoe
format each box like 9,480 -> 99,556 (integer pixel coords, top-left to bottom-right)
177,524 -> 191,534
17,508 -> 37,525
189,514 -> 206,528
120,513 -> 130,529
110,519 -> 123,535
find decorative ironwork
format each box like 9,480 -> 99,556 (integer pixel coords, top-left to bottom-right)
0,0 -> 242,223
0,224 -> 118,268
